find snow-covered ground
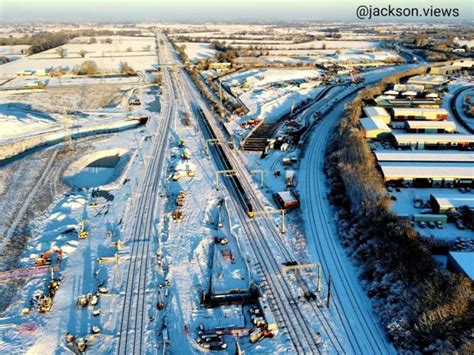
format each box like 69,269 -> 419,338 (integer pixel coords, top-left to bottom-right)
177,42 -> 216,62
389,187 -> 473,240
0,85 -> 161,353
0,36 -> 157,75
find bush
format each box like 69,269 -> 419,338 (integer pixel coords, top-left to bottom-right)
75,60 -> 98,75
119,61 -> 136,75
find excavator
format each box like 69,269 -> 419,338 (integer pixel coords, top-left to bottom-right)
34,249 -> 63,267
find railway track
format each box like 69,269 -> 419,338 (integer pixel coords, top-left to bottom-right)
171,68 -> 323,352
300,90 -> 395,354
116,64 -> 176,353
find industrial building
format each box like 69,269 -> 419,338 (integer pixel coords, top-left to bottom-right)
391,108 -> 448,123
392,133 -> 474,150
375,151 -> 474,163
379,162 -> 474,187
404,120 -> 457,133
447,252 -> 474,281
407,74 -> 449,89
360,117 -> 392,139
429,193 -> 474,214
363,106 -> 391,124
375,98 -> 440,109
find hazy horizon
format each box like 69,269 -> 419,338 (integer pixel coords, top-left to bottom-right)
0,0 -> 472,22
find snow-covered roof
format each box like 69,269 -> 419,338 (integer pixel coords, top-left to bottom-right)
431,193 -> 474,209
425,92 -> 439,98
392,108 -> 449,114
379,162 -> 474,179
393,133 -> 474,144
360,117 -> 391,131
401,91 -> 417,96
449,252 -> 474,280
384,90 -> 399,95
277,191 -> 297,203
405,120 -> 456,129
407,74 -> 449,85
363,106 -> 390,118
375,151 -> 474,163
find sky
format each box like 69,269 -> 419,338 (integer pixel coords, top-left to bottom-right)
0,0 -> 472,22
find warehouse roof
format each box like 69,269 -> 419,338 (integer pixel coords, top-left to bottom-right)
363,106 -> 390,118
407,74 -> 449,85
431,193 -> 474,209
393,133 -> 474,144
379,162 -> 474,179
360,117 -> 391,131
405,120 -> 457,129
449,252 -> 474,280
375,151 -> 474,163
392,107 -> 449,114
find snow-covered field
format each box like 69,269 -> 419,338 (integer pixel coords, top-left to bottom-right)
178,42 -> 216,62
0,36 -> 157,75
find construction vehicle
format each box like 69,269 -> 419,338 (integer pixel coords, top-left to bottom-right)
79,220 -> 88,239
32,291 -> 53,313
176,191 -> 186,206
172,209 -> 183,221
250,329 -> 264,343
34,249 -> 63,267
91,326 -> 101,334
182,148 -> 191,159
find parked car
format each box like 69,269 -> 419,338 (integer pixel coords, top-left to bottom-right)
418,221 -> 426,228
427,221 -> 436,229
436,221 -> 444,229
456,221 -> 465,230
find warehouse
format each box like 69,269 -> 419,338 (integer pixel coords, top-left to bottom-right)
407,74 -> 449,89
447,252 -> 474,281
379,162 -> 474,187
360,117 -> 392,139
392,133 -> 474,150
363,106 -> 391,124
429,193 -> 474,214
391,108 -> 448,125
376,98 -> 440,109
430,65 -> 462,75
404,120 -> 457,133
375,151 -> 474,163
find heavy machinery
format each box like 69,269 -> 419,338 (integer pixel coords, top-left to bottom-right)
34,249 -> 63,267
79,220 -> 88,239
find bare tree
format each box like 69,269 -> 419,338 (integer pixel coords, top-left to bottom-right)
56,47 -> 67,58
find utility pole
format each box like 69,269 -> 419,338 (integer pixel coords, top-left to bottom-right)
326,274 -> 332,308
214,169 -> 238,190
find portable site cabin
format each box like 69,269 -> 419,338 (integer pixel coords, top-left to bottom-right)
285,170 -> 295,187
274,191 -> 298,209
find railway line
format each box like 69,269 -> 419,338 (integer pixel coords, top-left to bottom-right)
116,54 -> 176,353
160,32 -> 416,353
300,88 -> 395,354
